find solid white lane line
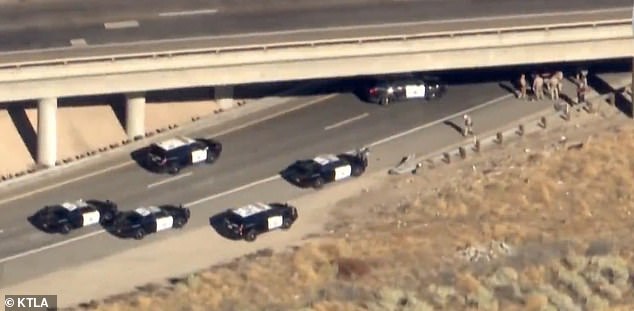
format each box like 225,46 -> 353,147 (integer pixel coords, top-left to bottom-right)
184,175 -> 280,208
158,9 -> 218,17
0,94 -> 334,207
147,172 -> 193,189
104,20 -> 140,30
324,113 -> 370,131
0,93 -> 514,263
368,94 -> 513,147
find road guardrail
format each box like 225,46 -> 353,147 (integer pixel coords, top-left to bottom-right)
0,18 -> 630,70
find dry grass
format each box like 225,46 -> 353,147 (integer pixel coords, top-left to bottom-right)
72,113 -> 634,311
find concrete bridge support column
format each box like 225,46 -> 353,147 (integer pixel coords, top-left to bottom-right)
37,97 -> 57,167
631,57 -> 634,118
126,92 -> 146,139
215,85 -> 235,110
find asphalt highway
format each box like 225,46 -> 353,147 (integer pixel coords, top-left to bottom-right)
0,79 -> 536,288
0,0 -> 630,62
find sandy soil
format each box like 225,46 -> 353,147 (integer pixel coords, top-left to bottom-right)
70,106 -> 634,311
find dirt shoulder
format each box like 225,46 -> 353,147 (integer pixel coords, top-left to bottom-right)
70,105 -> 634,311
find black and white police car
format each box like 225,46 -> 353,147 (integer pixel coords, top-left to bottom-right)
282,148 -> 369,189
29,199 -> 118,234
111,205 -> 190,240
223,202 -> 298,242
365,75 -> 447,105
146,136 -> 222,174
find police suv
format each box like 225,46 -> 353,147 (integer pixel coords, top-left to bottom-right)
29,199 -> 118,234
223,202 -> 298,242
283,148 -> 369,189
365,75 -> 447,105
146,136 -> 222,174
111,205 -> 190,240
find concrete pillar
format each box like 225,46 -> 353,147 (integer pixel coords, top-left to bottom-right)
37,97 -> 57,167
215,85 -> 235,110
631,57 -> 634,118
125,92 -> 146,139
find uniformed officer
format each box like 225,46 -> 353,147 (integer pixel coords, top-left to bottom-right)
577,79 -> 587,105
518,74 -> 527,99
548,76 -> 559,101
462,114 -> 473,137
532,75 -> 544,100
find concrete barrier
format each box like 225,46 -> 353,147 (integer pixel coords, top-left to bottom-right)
1,19 -> 629,69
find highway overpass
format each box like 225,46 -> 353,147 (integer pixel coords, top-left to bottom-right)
0,1 -> 631,167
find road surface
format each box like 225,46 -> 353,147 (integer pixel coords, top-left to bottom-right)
0,0 -> 630,63
0,78 -> 561,290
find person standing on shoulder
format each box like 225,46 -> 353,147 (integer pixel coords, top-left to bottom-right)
462,114 -> 473,137
532,74 -> 544,100
577,79 -> 587,105
518,74 -> 527,99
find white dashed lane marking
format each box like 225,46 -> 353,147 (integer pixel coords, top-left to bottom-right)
104,20 -> 140,30
158,9 -> 218,17
69,38 -> 88,47
324,113 -> 370,131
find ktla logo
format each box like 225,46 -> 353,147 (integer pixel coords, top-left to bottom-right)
4,296 -> 52,308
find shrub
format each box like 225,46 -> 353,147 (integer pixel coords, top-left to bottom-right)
584,294 -> 610,310
562,254 -> 588,272
522,293 -> 549,311
427,284 -> 457,308
537,284 -> 580,311
366,288 -> 433,311
552,264 -> 593,301
333,257 -> 372,281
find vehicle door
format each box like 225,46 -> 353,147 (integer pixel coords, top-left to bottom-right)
154,211 -> 174,231
189,142 -> 208,164
80,208 -> 100,226
404,80 -> 427,99
333,161 -> 352,181
265,211 -> 284,231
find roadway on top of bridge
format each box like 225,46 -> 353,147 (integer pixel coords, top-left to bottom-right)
0,0 -> 630,63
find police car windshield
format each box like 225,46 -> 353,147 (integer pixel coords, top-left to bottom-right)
149,145 -> 167,158
116,212 -> 142,225
295,160 -> 320,173
225,212 -> 244,225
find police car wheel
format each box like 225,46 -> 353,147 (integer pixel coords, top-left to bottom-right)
379,97 -> 389,106
312,178 -> 324,189
244,230 -> 257,242
205,153 -> 216,164
133,229 -> 145,240
168,165 -> 180,175
351,165 -> 364,177
281,219 -> 292,230
174,218 -> 185,228
60,224 -> 71,234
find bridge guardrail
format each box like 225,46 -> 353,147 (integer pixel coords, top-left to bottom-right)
0,18 -> 631,70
